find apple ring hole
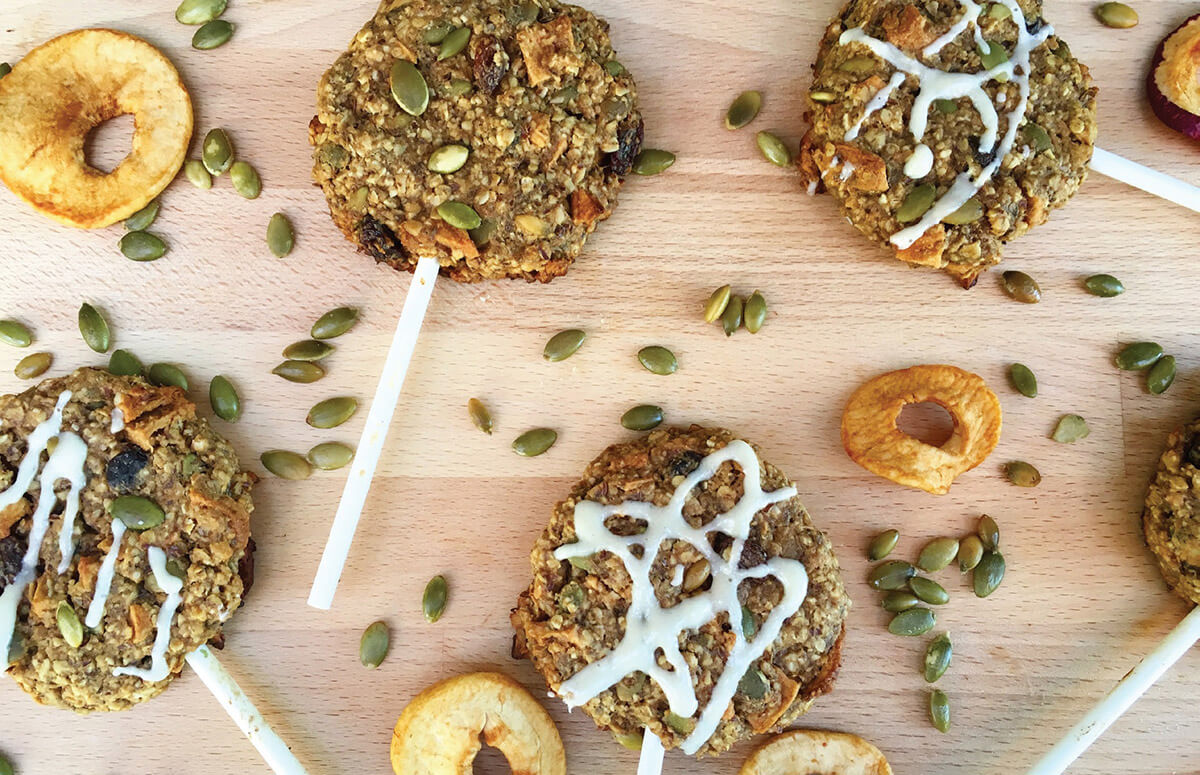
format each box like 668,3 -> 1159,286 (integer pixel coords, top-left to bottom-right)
896,401 -> 955,448
84,113 -> 135,174
472,742 -> 509,774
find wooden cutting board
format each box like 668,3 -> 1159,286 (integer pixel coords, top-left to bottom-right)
1,1 -> 1199,773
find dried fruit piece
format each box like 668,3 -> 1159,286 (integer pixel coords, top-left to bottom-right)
737,730 -> 893,775
1150,14 -> 1200,139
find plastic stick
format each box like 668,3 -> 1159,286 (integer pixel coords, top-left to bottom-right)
637,728 -> 665,775
1090,147 -> 1200,213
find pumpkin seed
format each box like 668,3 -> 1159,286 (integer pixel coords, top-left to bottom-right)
229,161 -> 261,199
78,303 -> 111,353
725,90 -> 762,130
974,551 -> 1006,597
756,131 -> 792,167
917,537 -> 960,573
182,453 -> 203,478
889,607 -> 935,636
1053,38 -> 1072,59
513,428 -> 557,457
942,197 -> 983,225
109,350 -> 144,380
308,442 -> 355,471
1002,270 -> 1041,303
438,27 -> 470,60
882,590 -> 920,613
550,84 -> 578,104
737,667 -> 768,700
721,295 -> 744,336
176,0 -> 227,24
703,285 -> 732,323
110,495 -> 166,531
543,329 -> 586,362
930,689 -> 951,732
437,201 -> 482,230
1024,123 -> 1052,153
1009,363 -> 1038,398
810,89 -> 837,104
422,575 -> 448,622
868,560 -> 916,591
307,397 -> 358,429
390,60 -> 429,116
148,363 -> 188,390
638,345 -> 678,375
1096,2 -> 1138,28
0,63 -> 10,79
632,149 -> 676,176
604,60 -> 626,77
1004,460 -> 1041,487
868,529 -> 900,561
267,213 -> 295,258
621,404 -> 664,431
988,2 -> 1012,20
1116,342 -> 1163,370
14,352 -> 50,380
467,398 -> 493,434
261,450 -> 312,480
202,128 -> 234,175
428,144 -> 470,174
683,559 -> 711,592
1052,414 -> 1090,443
613,731 -> 642,751
0,320 -> 31,348
744,291 -> 767,334
909,576 -> 950,606
192,19 -> 234,49
283,339 -> 334,361
311,307 -> 360,340
446,78 -> 473,97
514,214 -> 551,237
359,621 -> 389,668
567,554 -> 594,573
424,21 -> 453,43
119,229 -> 167,262
1148,355 -> 1177,395
837,55 -> 877,74
958,535 -> 985,572
896,184 -> 936,224
934,98 -> 959,114
664,712 -> 695,735
56,601 -> 83,649
124,199 -> 160,231
979,39 -> 1008,70
272,360 -> 325,383
924,632 -> 953,683
185,159 -> 212,189
349,186 -> 370,211
741,604 -> 757,639
978,514 -> 1001,551
209,375 -> 241,422
1084,274 -> 1125,297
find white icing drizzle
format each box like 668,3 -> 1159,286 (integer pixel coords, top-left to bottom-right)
922,0 -> 986,57
84,519 -> 127,628
904,143 -> 935,178
110,408 -> 124,434
553,440 -> 809,755
845,71 -> 906,141
113,546 -> 183,682
839,159 -> 857,181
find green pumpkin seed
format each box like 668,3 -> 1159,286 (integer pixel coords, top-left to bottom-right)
896,184 -> 936,224
56,601 -> 83,649
202,128 -> 234,175
209,375 -> 241,422
176,0 -> 227,24
741,604 -> 757,639
1004,460 -> 1041,487
1084,274 -> 1125,297
192,18 -> 234,49
148,363 -> 188,390
318,142 -> 348,170
1024,123 -> 1052,153
1009,363 -> 1038,398
119,231 -> 167,262
604,60 -> 626,77
229,161 -> 261,199
889,607 -> 935,636
272,360 -> 325,383
737,667 -> 768,700
513,428 -> 557,457
837,55 -> 877,74
1052,414 -> 1090,443
632,149 -> 676,176
422,575 -> 448,622
958,535 -> 984,572
349,186 -> 370,212
359,621 -> 389,668
550,84 -> 578,104
638,345 -> 678,375
390,60 -> 429,116
182,453 -> 203,478
613,731 -> 642,750
307,442 -> 355,471
621,404 -> 664,431
78,303 -> 111,353
979,40 -> 1008,70
108,349 -> 143,378
311,307 -> 360,340
261,450 -> 312,480
469,218 -> 498,246
1116,342 -> 1163,370
1148,355 -> 1177,395
467,398 -> 493,435
942,197 -> 983,225
909,576 -> 950,606
917,537 -> 960,573
512,2 -> 540,25
124,199 -> 160,231
978,514 -> 1001,551
868,560 -> 916,591
703,285 -> 732,323
756,131 -> 792,167
1002,270 -> 1041,303
567,554 -> 594,573
437,201 -> 482,230
810,89 -> 837,104
664,712 -> 695,735
0,320 -> 31,348
744,291 -> 767,334
283,339 -> 335,361
1053,38 -> 1072,59
307,397 -> 358,429
423,21 -> 453,43
543,329 -> 587,362
267,213 -> 295,258
721,295 -> 744,336
438,27 -> 471,60
934,98 -> 959,114
428,144 -> 470,174
988,2 -> 1012,20
1096,1 -> 1138,28
14,352 -> 50,380
924,632 -> 953,683
930,689 -> 951,732
0,63 -> 10,79
446,78 -> 473,97
868,529 -> 900,561
882,590 -> 920,613
110,495 -> 166,531
974,551 -> 1006,597
725,90 -> 762,130
184,159 -> 212,189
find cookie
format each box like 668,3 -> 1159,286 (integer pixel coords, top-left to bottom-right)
1144,415 -> 1200,606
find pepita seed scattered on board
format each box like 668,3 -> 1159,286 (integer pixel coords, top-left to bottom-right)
888,607 -> 935,636
632,149 -> 676,176
230,161 -> 262,199
14,352 -> 51,380
1096,1 -> 1138,28
721,295 -> 744,337
307,397 -> 358,429
192,19 -> 234,49
978,515 -> 1001,551
0,320 -> 32,348
261,450 -> 312,480
755,131 -> 792,167
1009,363 -> 1037,398
273,360 -> 325,383
124,199 -> 159,231
283,339 -> 335,362
973,551 -> 1006,598
1115,341 -> 1163,370
743,291 -> 767,334
422,575 -> 448,622
467,398 -> 493,434
176,0 -> 227,25
1084,274 -> 1125,297
1004,460 -> 1041,487
201,128 -> 234,175
513,428 -> 557,457
909,576 -> 949,606
1002,270 -> 1041,303
637,346 -> 677,375
78,303 -> 111,353
621,404 -> 664,431
725,90 -> 762,130
924,633 -> 952,683
543,329 -> 586,362
868,560 -> 915,591
703,285 -> 732,323
209,375 -> 241,422
390,60 -> 429,116
882,591 -> 919,613
867,529 -> 900,561
307,442 -> 355,471
929,689 -> 951,733
56,601 -> 83,649
916,537 -> 959,573
1052,414 -> 1090,443
120,231 -> 167,262
267,213 -> 295,257
359,621 -> 389,668
110,495 -> 166,531
958,534 -> 984,572
148,363 -> 189,390
311,307 -> 360,340
184,160 -> 213,189
1148,355 -> 1177,395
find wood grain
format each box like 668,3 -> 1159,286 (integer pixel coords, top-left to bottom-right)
1,1 -> 1200,773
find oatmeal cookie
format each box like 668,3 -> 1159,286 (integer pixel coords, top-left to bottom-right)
310,0 -> 642,283
0,368 -> 254,712
1144,415 -> 1200,606
511,426 -> 848,756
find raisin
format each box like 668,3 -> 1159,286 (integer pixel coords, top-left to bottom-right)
358,214 -> 409,267
0,535 -> 24,593
738,539 -> 768,569
473,35 -> 509,96
238,537 -> 256,600
1026,16 -> 1045,34
968,135 -> 996,168
669,450 -> 703,477
607,114 -> 644,177
1186,436 -> 1200,469
106,449 -> 149,493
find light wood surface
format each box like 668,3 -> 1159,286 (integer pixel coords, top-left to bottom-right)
1,1 -> 1199,773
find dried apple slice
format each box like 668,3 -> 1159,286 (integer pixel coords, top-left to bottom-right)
739,729 -> 893,775
1149,13 -> 1200,140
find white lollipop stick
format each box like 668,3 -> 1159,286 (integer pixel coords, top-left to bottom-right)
308,256 -> 440,610
637,728 -> 665,775
1090,147 -> 1200,213
186,646 -> 310,775
1026,605 -> 1200,775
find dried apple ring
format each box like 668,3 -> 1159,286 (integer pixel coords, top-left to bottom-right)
739,729 -> 893,775
841,364 -> 1001,495
390,672 -> 566,775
